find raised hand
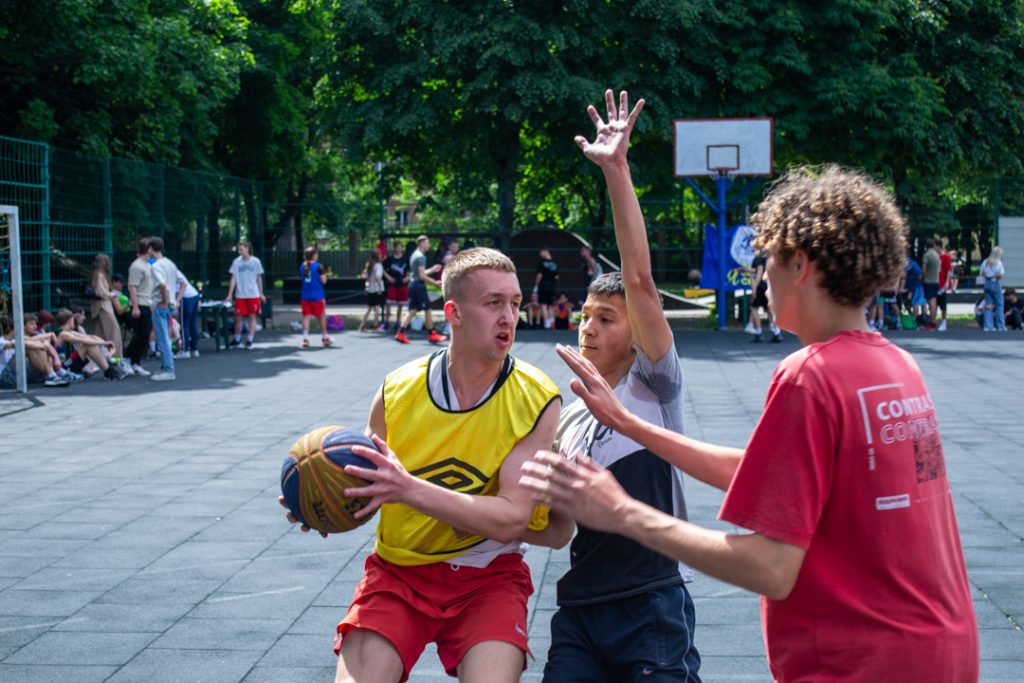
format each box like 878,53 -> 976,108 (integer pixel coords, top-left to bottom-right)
574,89 -> 645,168
556,344 -> 629,431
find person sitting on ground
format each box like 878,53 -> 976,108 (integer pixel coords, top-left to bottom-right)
24,313 -> 80,382
1004,287 -> 1023,330
974,294 -> 987,330
552,292 -> 573,330
0,317 -> 70,388
524,290 -> 543,329
55,308 -> 124,380
111,274 -> 131,322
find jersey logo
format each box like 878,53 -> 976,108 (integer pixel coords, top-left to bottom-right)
410,458 -> 490,494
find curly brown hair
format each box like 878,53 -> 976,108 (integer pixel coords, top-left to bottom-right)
751,165 -> 908,307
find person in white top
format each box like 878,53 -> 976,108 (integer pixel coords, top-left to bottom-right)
175,267 -> 201,358
358,250 -> 386,333
224,240 -> 266,349
980,245 -> 1006,331
148,236 -> 179,381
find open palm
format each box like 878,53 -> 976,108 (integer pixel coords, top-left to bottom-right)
575,89 -> 645,167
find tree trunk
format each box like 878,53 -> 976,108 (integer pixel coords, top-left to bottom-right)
494,124 -> 521,250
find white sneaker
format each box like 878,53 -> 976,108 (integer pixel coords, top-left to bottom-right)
190,350 -> 200,358
121,363 -> 135,376
131,364 -> 151,377
938,320 -> 947,332
743,322 -> 757,335
173,351 -> 190,359
151,371 -> 176,382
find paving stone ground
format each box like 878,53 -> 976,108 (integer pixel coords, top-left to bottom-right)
0,325 -> 1022,682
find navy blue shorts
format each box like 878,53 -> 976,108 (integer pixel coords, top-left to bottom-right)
408,281 -> 431,311
542,584 -> 702,683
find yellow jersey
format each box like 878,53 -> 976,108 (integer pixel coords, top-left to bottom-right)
377,350 -> 560,566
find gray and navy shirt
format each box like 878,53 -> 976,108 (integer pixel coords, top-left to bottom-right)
554,342 -> 692,606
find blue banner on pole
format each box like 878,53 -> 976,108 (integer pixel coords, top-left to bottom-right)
700,224 -> 755,290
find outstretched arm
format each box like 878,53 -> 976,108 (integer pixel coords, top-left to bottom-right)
557,344 -> 741,491
576,90 -> 672,362
520,452 -> 805,601
347,396 -> 563,544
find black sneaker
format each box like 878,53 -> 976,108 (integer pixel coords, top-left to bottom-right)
771,333 -> 783,343
227,339 -> 241,348
750,335 -> 764,343
244,340 -> 253,350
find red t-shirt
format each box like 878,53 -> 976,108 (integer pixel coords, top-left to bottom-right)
939,252 -> 953,290
720,331 -> 978,682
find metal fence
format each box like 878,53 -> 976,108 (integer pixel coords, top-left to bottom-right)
3,132 -> 1021,315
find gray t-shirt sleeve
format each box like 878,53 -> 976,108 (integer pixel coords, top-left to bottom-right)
632,341 -> 686,434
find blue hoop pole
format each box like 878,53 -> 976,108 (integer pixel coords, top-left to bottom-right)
716,174 -> 730,330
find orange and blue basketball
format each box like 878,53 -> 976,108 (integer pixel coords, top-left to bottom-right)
280,426 -> 380,533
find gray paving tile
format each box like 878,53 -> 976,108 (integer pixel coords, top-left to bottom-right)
151,617 -> 294,651
51,603 -> 194,633
242,666 -> 337,683
5,631 -> 157,665
0,589 -> 103,617
0,664 -> 116,682
105,648 -> 263,683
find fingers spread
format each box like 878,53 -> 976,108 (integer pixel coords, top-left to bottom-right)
619,90 -> 628,120
627,98 -> 646,127
587,104 -> 603,130
574,136 -> 588,151
604,89 -> 616,121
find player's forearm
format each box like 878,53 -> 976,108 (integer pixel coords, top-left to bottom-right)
603,163 -> 653,284
128,285 -> 139,307
618,411 -> 741,491
615,498 -> 798,600
403,478 -> 531,544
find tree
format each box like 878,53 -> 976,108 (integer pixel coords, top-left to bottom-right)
0,0 -> 251,166
324,0 -> 719,239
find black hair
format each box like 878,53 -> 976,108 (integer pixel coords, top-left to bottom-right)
587,271 -> 625,298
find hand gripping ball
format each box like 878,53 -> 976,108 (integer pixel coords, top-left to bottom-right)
280,426 -> 380,533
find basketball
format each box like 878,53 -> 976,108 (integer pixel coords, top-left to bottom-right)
280,426 -> 380,533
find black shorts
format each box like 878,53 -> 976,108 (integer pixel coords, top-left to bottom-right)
538,288 -> 556,306
752,281 -> 769,309
936,289 -> 947,313
366,291 -> 385,307
408,281 -> 431,311
922,282 -> 940,301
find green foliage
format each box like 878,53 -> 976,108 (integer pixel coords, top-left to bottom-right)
0,0 -> 252,166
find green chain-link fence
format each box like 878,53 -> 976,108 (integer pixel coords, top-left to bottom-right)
5,132 -> 1021,316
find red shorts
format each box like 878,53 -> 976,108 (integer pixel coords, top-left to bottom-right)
234,298 -> 261,316
335,553 -> 533,681
301,299 -> 325,317
386,285 -> 409,305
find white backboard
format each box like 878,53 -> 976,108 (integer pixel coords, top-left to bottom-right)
674,118 -> 773,177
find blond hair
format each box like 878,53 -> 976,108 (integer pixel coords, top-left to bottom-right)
441,247 -> 516,301
751,165 -> 908,307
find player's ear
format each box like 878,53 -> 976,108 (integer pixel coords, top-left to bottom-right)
444,300 -> 460,326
